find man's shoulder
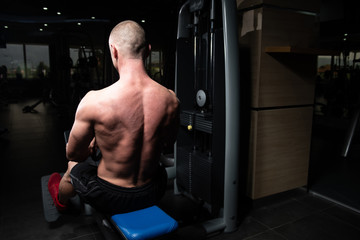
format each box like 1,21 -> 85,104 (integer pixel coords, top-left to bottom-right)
84,88 -> 110,101
80,90 -> 98,106
164,88 -> 179,105
77,90 -> 105,115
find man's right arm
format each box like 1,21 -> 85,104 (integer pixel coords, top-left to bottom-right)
66,92 -> 96,162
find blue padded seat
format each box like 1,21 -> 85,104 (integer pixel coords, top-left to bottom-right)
111,206 -> 178,240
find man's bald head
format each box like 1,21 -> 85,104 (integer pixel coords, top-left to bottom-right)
109,20 -> 148,60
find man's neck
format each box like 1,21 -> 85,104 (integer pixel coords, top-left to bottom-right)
117,59 -> 147,80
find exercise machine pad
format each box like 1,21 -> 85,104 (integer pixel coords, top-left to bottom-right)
111,206 -> 178,240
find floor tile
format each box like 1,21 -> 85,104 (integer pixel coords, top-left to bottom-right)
209,216 -> 268,240
245,230 -> 287,240
294,193 -> 335,212
274,212 -> 360,240
323,205 -> 360,230
236,217 -> 270,239
250,198 -> 315,228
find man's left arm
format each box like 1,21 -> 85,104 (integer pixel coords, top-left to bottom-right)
162,91 -> 180,147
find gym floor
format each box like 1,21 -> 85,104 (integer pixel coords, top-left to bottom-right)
1,99 -> 360,240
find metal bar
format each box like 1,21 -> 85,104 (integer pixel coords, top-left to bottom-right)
209,0 -> 216,107
221,0 -> 240,233
202,218 -> 226,234
177,1 -> 191,39
341,109 -> 360,157
174,0 -> 191,195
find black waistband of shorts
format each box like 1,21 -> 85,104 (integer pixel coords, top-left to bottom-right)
95,176 -> 155,194
95,164 -> 166,193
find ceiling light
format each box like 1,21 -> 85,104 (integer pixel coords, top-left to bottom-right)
43,7 -> 48,11
57,12 -> 61,15
91,16 -> 96,20
40,28 -> 43,31
141,19 -> 145,23
77,22 -> 82,26
4,26 -> 8,29
44,23 -> 48,27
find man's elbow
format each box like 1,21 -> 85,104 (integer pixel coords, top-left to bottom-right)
66,147 -> 83,162
66,151 -> 78,162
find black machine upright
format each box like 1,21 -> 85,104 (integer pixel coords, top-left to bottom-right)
174,0 -> 240,234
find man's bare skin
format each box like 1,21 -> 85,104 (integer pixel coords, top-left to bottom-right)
58,20 -> 179,205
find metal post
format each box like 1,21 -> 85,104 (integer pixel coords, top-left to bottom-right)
221,0 -> 240,233
202,0 -> 240,234
176,1 -> 191,39
174,1 -> 191,195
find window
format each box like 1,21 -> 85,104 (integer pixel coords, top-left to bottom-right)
0,44 -> 25,79
25,44 -> 50,79
0,43 -> 49,79
69,47 -> 104,88
145,50 -> 163,82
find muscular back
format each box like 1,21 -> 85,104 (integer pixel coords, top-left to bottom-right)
68,77 -> 179,188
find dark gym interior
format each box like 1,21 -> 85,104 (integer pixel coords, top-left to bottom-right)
1,0 -> 360,239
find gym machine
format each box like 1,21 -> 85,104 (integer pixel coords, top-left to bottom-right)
175,0 -> 240,234
40,0 -> 240,237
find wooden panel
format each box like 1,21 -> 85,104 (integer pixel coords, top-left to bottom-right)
259,7 -> 318,107
247,107 -> 313,199
238,7 -> 318,108
258,51 -> 317,108
236,0 -> 321,13
265,46 -> 340,55
261,8 -> 318,49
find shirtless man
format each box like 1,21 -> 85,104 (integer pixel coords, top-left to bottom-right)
48,20 -> 179,214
